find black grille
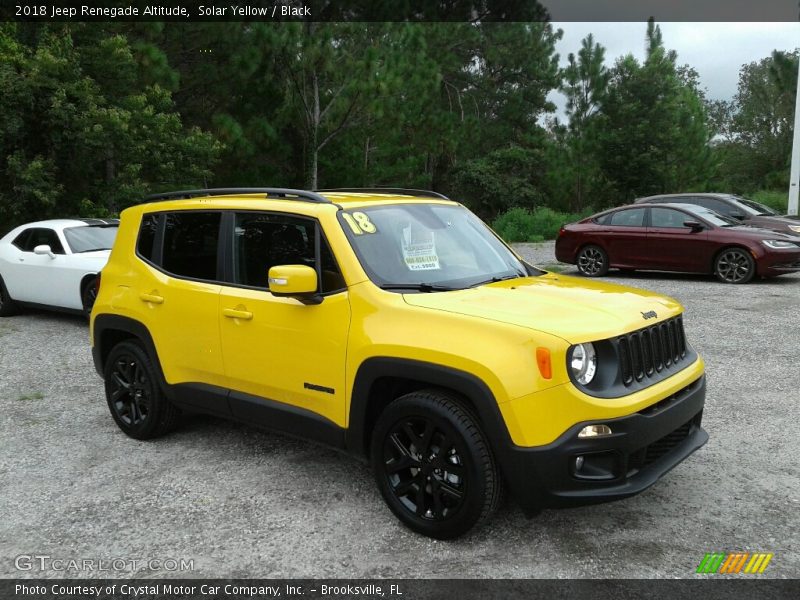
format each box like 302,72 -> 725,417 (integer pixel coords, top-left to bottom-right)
619,316 -> 687,386
628,418 -> 694,472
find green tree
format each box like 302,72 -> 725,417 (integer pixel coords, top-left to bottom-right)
558,33 -> 610,210
729,50 -> 799,189
0,23 -> 220,233
595,19 -> 712,202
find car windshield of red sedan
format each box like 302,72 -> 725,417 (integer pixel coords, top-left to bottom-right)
64,225 -> 118,253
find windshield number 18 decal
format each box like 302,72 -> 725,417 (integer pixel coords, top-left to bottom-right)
342,212 -> 377,235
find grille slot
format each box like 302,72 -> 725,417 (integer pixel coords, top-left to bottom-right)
618,316 -> 688,387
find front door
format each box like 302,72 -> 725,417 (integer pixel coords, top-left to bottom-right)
219,211 -> 350,428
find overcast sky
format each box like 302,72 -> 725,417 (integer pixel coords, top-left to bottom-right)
548,22 -> 800,118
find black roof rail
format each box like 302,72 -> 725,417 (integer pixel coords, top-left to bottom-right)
316,187 -> 450,200
145,188 -> 331,204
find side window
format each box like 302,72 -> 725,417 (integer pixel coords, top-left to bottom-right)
651,208 -> 689,228
11,230 -> 31,251
609,208 -> 646,227
162,212 -> 221,280
136,214 -> 159,262
232,212 -> 345,293
593,213 -> 612,225
14,228 -> 65,254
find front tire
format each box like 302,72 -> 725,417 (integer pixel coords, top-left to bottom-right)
104,340 -> 180,439
576,245 -> 609,277
371,390 -> 502,539
0,275 -> 19,317
714,248 -> 755,284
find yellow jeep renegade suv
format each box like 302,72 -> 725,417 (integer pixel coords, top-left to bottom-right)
90,187 -> 708,539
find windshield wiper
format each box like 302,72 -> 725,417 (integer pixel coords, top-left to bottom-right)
75,247 -> 112,253
468,272 -> 525,288
379,283 -> 458,292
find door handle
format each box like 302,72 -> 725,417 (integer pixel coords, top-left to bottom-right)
139,293 -> 164,304
223,308 -> 253,320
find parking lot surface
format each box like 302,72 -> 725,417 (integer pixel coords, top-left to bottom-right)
1,241 -> 797,578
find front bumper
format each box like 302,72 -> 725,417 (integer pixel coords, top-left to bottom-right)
499,374 -> 707,512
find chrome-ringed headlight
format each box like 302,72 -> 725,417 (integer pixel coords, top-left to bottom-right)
569,343 -> 597,385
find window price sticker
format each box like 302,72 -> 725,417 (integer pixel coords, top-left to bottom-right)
401,227 -> 440,271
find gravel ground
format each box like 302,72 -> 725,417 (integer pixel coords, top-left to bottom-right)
0,241 -> 798,579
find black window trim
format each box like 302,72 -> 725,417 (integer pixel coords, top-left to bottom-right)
221,209 -> 346,297
135,208 -> 346,296
12,227 -> 66,254
134,209 -> 225,285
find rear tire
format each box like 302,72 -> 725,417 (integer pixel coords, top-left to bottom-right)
371,390 -> 502,539
81,277 -> 97,318
0,275 -> 19,317
104,340 -> 180,439
576,245 -> 609,277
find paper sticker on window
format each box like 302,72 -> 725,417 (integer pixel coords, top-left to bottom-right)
401,227 -> 440,271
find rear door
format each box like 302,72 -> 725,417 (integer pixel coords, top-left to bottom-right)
604,208 -> 649,268
133,211 -> 226,401
646,207 -> 711,272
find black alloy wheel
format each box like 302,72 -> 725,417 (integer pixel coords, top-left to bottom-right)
714,248 -> 755,284
104,341 -> 180,439
372,390 -> 501,539
576,245 -> 609,277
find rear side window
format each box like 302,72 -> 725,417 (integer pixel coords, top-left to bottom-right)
609,209 -> 646,227
136,214 -> 159,262
651,208 -> 689,228
162,212 -> 221,281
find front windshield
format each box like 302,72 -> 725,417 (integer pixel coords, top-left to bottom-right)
730,196 -> 778,216
338,203 -> 528,289
64,225 -> 118,253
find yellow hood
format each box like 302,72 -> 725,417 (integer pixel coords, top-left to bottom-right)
402,273 -> 682,344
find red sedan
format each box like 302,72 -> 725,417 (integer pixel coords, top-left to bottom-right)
555,203 -> 800,284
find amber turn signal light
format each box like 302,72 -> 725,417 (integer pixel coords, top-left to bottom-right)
536,347 -> 552,379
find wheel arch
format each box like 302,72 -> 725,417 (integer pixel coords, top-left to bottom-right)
79,273 -> 97,295
711,244 -> 758,276
92,314 -> 170,395
347,358 -> 512,462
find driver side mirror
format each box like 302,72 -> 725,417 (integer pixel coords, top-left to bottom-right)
268,265 -> 321,304
33,244 -> 56,258
730,212 -> 746,221
683,220 -> 704,232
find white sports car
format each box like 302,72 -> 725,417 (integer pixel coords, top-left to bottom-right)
0,218 -> 119,317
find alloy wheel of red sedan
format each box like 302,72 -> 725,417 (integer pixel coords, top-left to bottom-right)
714,248 -> 755,284
577,245 -> 609,277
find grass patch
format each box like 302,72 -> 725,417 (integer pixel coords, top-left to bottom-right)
493,207 -> 592,243
17,392 -> 45,401
750,190 -> 789,213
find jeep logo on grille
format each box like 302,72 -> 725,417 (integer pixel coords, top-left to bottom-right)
641,310 -> 658,320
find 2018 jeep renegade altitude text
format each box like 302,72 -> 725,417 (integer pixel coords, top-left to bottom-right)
90,188 -> 708,539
